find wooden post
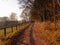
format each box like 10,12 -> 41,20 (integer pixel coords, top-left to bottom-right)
4,28 -> 6,36
16,25 -> 17,30
19,25 -> 20,30
17,26 -> 19,30
11,27 -> 13,32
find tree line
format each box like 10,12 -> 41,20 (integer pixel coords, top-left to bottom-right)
18,0 -> 60,22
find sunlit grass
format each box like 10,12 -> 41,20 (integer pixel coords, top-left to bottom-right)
0,29 -> 4,38
0,23 -> 30,45
6,28 -> 11,34
0,23 -> 30,39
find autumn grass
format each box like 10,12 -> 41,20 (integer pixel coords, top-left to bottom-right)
34,20 -> 60,45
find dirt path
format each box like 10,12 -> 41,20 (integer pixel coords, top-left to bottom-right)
11,23 -> 49,45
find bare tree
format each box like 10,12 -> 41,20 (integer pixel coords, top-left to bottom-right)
20,6 -> 31,22
18,0 -> 34,22
9,12 -> 17,21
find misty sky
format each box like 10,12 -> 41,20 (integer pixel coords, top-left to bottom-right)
0,0 -> 23,20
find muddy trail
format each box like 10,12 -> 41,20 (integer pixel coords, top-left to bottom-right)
10,23 -> 48,45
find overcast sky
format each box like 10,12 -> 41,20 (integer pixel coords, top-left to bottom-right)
0,0 -> 23,20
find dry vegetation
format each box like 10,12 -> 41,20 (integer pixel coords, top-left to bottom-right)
0,23 -> 30,45
34,20 -> 60,45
